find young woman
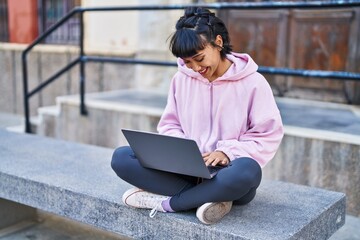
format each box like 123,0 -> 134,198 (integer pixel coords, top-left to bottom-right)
111,7 -> 284,225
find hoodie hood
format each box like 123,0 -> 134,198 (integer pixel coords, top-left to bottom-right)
177,52 -> 259,82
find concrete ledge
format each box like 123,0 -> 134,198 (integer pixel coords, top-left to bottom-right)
0,130 -> 345,239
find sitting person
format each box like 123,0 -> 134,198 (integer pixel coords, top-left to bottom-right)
111,7 -> 284,225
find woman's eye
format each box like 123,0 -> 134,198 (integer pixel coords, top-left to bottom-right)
196,58 -> 204,62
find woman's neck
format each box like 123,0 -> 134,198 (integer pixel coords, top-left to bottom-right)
209,58 -> 233,82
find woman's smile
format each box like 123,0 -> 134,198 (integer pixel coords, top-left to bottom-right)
199,67 -> 208,75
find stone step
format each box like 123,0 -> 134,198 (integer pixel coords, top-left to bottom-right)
36,89 -> 360,147
0,130 -> 346,239
36,89 -> 166,147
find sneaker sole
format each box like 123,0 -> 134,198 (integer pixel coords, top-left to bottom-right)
196,202 -> 232,225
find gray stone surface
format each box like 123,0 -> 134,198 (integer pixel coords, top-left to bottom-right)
14,50 -> 41,116
39,51 -> 72,107
0,112 -> 23,128
278,100 -> 360,135
0,45 -> 136,117
93,89 -> 167,109
102,63 -> 135,91
0,50 -> 15,113
37,90 -> 166,148
84,61 -> 135,94
41,90 -> 360,141
267,134 -> 360,217
0,130 -> 346,239
0,46 -> 41,116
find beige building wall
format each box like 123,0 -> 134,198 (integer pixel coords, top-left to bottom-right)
82,0 -> 193,92
82,0 -> 192,56
83,0 -> 140,55
134,0 -> 192,92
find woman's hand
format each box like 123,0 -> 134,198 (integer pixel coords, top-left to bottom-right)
202,151 -> 230,166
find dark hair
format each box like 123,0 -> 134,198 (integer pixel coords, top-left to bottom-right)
169,7 -> 232,59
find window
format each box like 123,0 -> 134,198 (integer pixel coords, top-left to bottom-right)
39,0 -> 81,44
0,0 -> 8,42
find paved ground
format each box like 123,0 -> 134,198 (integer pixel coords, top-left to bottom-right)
0,211 -> 358,240
0,112 -> 23,129
0,211 -> 129,240
330,215 -> 360,240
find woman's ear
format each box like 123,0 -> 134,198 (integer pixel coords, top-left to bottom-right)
215,35 -> 223,48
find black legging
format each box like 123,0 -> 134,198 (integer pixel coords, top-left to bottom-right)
111,146 -> 262,211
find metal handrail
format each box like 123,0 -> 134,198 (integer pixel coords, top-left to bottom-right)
85,56 -> 360,81
22,1 -> 360,133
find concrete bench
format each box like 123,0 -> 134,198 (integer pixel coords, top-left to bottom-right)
0,130 -> 345,239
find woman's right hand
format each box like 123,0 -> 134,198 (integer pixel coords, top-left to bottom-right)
202,151 -> 229,167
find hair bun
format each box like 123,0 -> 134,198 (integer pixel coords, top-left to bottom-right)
184,7 -> 214,19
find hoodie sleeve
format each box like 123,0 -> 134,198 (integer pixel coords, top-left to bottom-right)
157,77 -> 186,138
216,75 -> 284,168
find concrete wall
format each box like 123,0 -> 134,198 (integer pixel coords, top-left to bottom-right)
37,91 -> 164,148
265,127 -> 360,217
0,43 -> 135,116
133,0 -> 191,92
83,0 -> 139,55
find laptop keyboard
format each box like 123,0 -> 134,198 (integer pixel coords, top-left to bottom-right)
207,165 -> 225,174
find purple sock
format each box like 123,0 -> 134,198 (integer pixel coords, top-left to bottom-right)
161,197 -> 175,212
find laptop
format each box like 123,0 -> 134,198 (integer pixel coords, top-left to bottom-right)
121,129 -> 224,179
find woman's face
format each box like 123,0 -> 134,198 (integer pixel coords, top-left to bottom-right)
182,35 -> 228,82
182,43 -> 223,82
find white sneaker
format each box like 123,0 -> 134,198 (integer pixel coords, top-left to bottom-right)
196,201 -> 233,225
122,187 -> 169,218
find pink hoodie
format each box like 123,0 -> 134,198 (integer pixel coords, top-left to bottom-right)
157,53 -> 284,167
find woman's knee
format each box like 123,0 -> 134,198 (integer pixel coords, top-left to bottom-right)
218,157 -> 262,190
111,146 -> 132,174
234,188 -> 257,205
235,157 -> 261,182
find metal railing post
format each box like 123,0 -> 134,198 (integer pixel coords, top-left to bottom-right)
79,10 -> 87,115
22,53 -> 31,133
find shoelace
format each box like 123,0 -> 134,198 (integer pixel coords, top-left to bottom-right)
149,202 -> 164,218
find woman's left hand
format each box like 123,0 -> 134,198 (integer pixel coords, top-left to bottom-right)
202,151 -> 230,166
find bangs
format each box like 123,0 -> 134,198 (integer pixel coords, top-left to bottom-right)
170,29 -> 207,58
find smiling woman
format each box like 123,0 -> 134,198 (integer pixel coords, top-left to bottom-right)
111,7 -> 284,225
